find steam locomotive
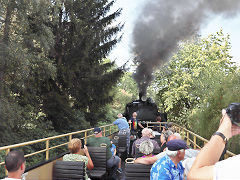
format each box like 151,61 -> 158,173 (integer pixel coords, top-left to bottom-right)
123,93 -> 167,124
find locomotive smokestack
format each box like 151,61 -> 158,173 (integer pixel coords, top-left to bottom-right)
139,91 -> 147,101
133,0 -> 240,92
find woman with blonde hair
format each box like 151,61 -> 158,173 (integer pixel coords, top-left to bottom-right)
63,138 -> 94,180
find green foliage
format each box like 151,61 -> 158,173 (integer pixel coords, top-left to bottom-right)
0,0 -> 123,147
110,72 -> 138,115
188,72 -> 240,153
154,30 -> 240,153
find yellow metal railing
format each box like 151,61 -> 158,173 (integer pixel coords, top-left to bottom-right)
0,124 -> 118,176
147,122 -> 235,158
1,121 -> 236,176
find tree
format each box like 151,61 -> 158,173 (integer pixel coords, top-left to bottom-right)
0,0 -> 123,145
40,0 -> 124,128
154,30 -> 237,127
0,0 -> 58,145
112,71 -> 138,113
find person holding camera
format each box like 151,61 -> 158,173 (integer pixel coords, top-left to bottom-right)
188,104 -> 240,179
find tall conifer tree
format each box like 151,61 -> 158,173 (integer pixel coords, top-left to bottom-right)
41,0 -> 124,129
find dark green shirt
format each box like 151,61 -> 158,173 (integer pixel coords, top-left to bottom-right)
87,136 -> 112,160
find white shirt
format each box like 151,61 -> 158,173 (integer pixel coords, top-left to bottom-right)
213,154 -> 240,180
2,178 -> 21,180
156,149 -> 199,160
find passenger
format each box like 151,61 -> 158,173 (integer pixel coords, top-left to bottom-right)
188,109 -> 240,180
152,125 -> 161,137
182,157 -> 196,178
113,113 -> 130,154
160,130 -> 173,152
3,150 -> 26,180
87,127 -> 122,175
156,115 -> 162,132
131,128 -> 160,157
163,122 -> 175,133
128,112 -> 144,137
63,138 -> 94,180
150,139 -> 188,180
110,141 -> 117,156
135,140 -> 155,162
134,133 -> 199,165
110,141 -> 122,171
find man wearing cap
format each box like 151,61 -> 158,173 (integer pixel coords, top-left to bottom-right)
150,139 -> 188,180
87,127 -> 121,175
113,113 -> 130,154
134,133 -> 199,165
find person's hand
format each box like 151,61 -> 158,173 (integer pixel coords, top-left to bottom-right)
218,109 -> 240,139
83,145 -> 89,155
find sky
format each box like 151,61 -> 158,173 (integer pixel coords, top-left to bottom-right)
108,0 -> 240,67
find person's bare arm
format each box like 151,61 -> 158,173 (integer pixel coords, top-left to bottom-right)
134,156 -> 158,165
138,122 -> 144,129
84,145 -> 94,170
188,111 -> 240,180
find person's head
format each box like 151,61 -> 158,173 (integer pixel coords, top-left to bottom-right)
152,125 -> 159,131
156,116 -> 161,122
139,140 -> 154,155
161,130 -> 173,143
166,139 -> 188,161
167,122 -> 173,128
93,127 -> 102,137
163,122 -> 174,132
163,124 -> 168,132
142,128 -> 152,138
132,112 -> 137,118
167,133 -> 182,142
5,150 -> 25,176
68,138 -> 81,154
117,113 -> 123,118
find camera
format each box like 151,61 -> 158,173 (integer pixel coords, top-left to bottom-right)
226,103 -> 240,126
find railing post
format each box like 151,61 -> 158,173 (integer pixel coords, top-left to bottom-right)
5,148 -> 10,176
69,134 -> 72,142
46,140 -> 49,160
194,136 -> 197,149
147,122 -> 149,128
85,131 -> 87,145
103,127 -> 106,136
187,132 -> 190,146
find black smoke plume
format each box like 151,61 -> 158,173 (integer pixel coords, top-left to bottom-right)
133,0 -> 240,95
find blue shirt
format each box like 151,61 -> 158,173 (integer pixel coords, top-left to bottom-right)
150,155 -> 184,180
110,144 -> 116,155
113,118 -> 129,130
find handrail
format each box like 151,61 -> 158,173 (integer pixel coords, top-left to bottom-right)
0,121 -> 236,176
0,124 -> 118,176
146,122 -> 235,158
